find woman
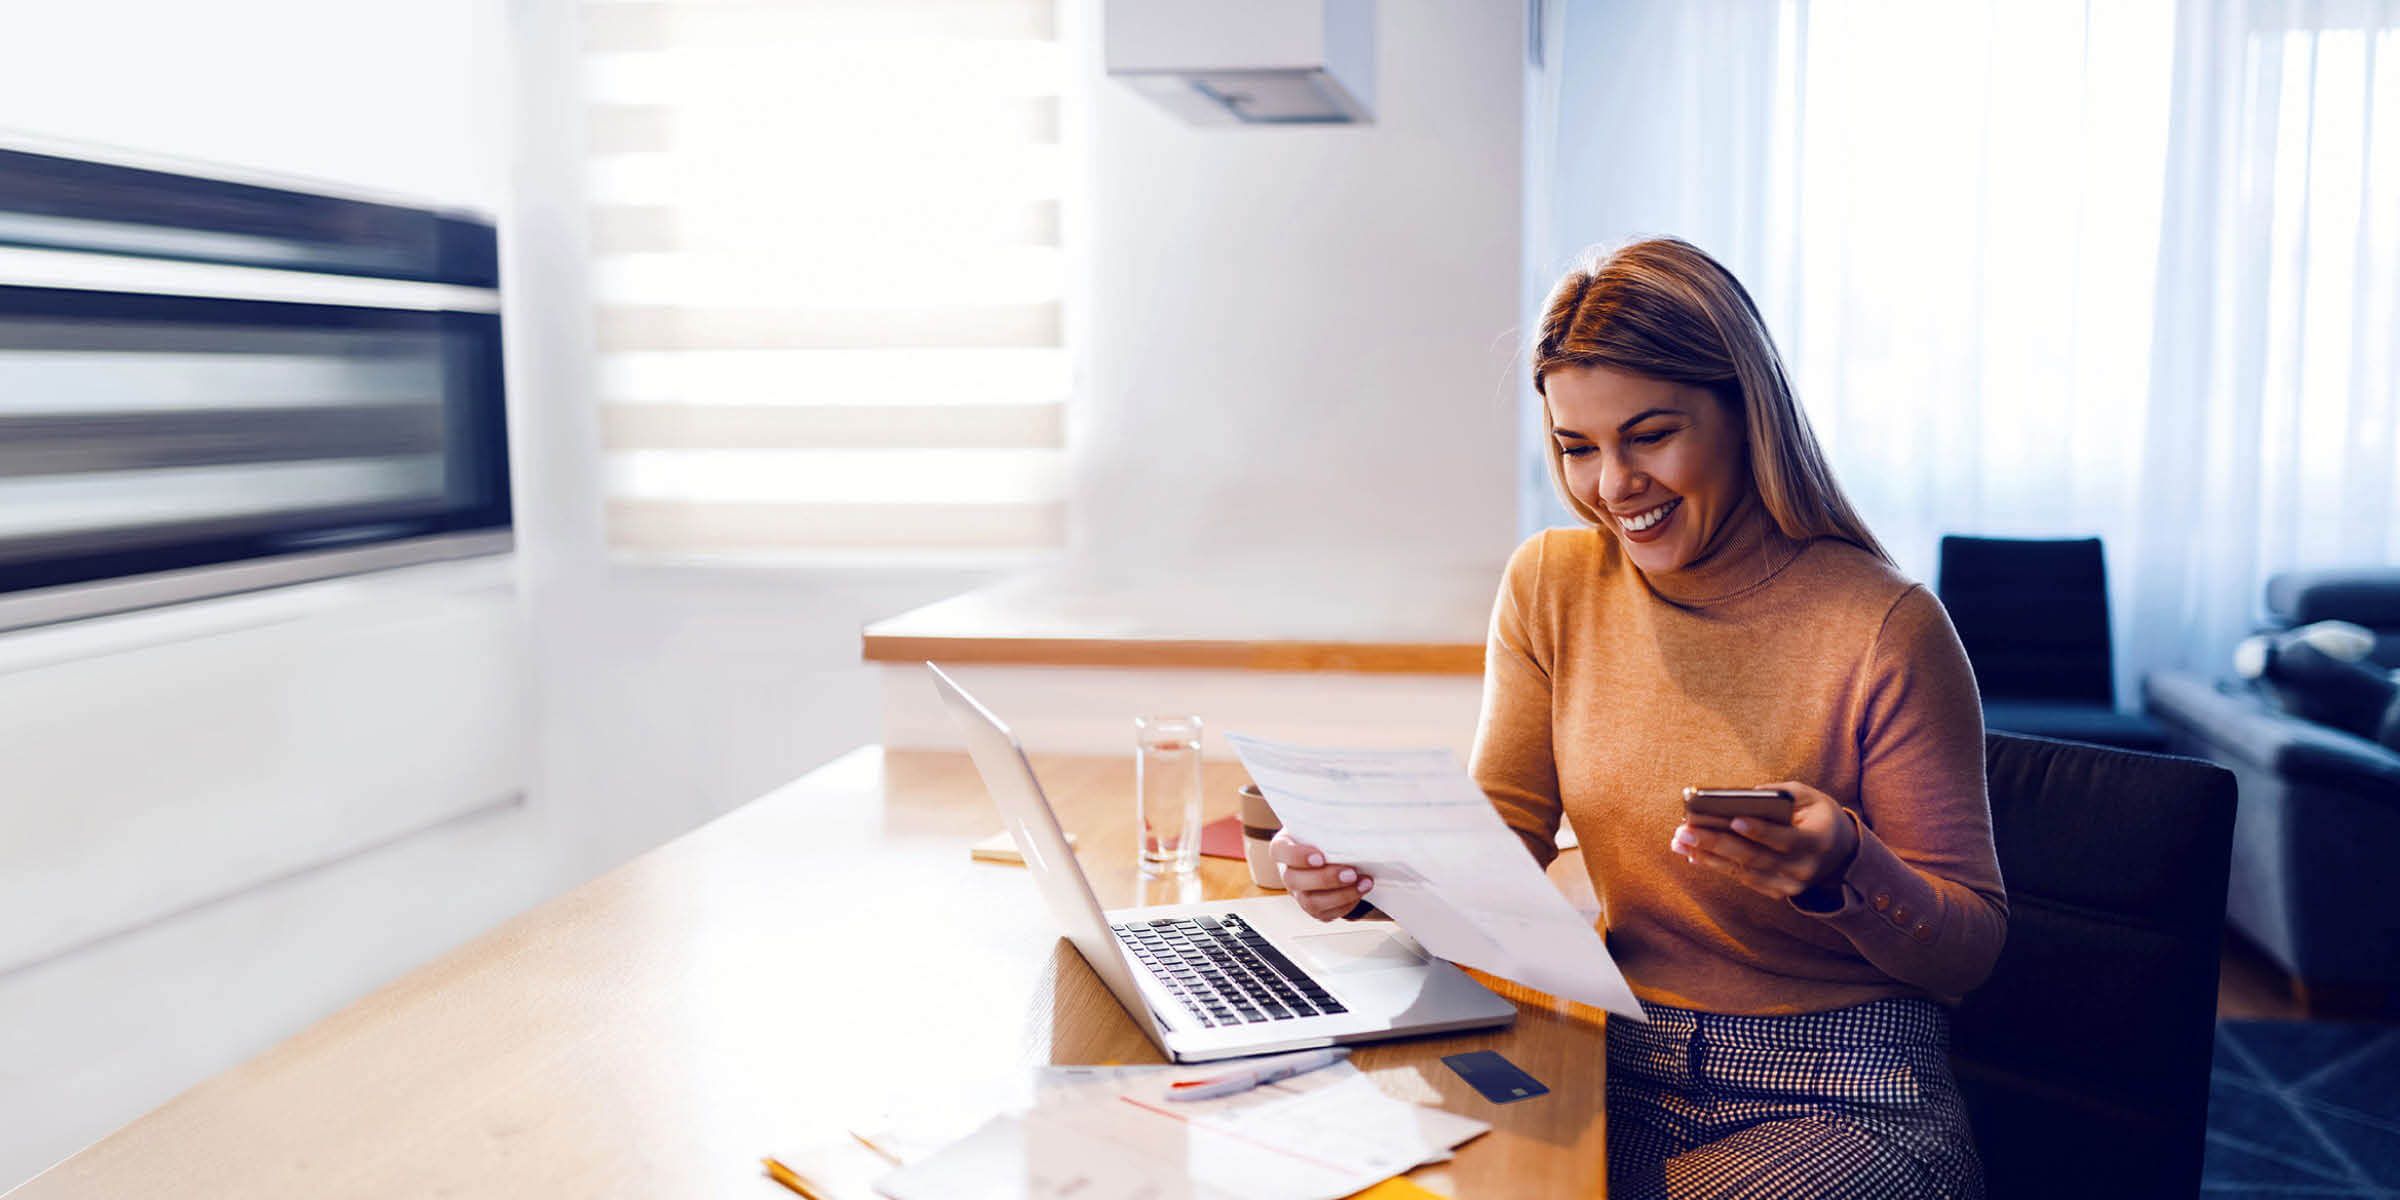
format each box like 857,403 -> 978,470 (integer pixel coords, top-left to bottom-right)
1271,237 -> 2006,1198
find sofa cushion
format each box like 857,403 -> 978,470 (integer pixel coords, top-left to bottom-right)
2143,671 -> 2400,794
2247,637 -> 2400,751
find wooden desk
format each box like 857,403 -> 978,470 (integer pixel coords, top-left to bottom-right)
860,567 -> 1496,675
10,748 -> 1607,1198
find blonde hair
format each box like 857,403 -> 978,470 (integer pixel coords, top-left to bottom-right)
1531,236 -> 1891,565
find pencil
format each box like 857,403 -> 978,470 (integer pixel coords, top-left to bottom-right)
848,1130 -> 902,1165
761,1156 -> 825,1199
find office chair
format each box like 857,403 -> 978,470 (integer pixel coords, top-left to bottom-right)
1935,535 -> 2168,751
1948,731 -> 2237,1198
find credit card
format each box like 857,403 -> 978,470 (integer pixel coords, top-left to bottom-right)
1441,1050 -> 1549,1104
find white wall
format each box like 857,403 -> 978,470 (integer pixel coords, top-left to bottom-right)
1071,2 -> 1526,572
0,0 -> 508,206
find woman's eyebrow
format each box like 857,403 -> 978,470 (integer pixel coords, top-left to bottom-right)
1553,407 -> 1684,441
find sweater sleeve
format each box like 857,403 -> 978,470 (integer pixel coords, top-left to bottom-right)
1472,533 -> 1565,869
1795,585 -> 2009,1002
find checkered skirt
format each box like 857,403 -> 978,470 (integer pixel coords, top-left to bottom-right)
1606,998 -> 1984,1199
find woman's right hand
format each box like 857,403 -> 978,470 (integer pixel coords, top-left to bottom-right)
1269,830 -> 1375,921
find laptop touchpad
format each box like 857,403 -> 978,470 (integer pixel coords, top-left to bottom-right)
1289,928 -> 1430,974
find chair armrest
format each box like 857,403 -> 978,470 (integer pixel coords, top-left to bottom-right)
2143,670 -> 2400,796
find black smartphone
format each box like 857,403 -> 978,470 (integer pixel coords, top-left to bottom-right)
1682,786 -> 1794,829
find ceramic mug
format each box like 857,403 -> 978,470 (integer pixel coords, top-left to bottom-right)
1237,783 -> 1284,890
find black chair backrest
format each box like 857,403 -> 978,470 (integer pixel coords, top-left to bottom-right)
1936,535 -> 2117,706
1950,732 -> 2237,1199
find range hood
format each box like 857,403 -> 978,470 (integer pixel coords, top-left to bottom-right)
1103,0 -> 1376,126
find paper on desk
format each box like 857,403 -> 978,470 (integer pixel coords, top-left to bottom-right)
868,1060 -> 1486,1200
850,1065 -> 1155,1166
1226,734 -> 1645,1019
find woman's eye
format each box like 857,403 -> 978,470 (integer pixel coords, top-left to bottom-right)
1558,444 -> 1594,458
1629,430 -> 1672,447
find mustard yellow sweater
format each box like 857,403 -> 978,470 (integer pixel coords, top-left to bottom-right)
1473,497 -> 2008,1014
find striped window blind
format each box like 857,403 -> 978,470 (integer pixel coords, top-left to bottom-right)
582,0 -> 1069,559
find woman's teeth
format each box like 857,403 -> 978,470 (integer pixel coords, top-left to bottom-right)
1625,499 -> 1680,532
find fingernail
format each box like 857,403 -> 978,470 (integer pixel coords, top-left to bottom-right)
1731,818 -> 1751,834
1337,868 -> 1357,884
1359,878 -> 1374,894
1308,853 -> 1324,867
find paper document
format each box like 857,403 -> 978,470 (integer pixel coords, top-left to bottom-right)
1227,734 -> 1645,1019
865,1059 -> 1488,1200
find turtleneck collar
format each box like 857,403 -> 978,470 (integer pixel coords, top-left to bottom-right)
1631,489 -> 1805,607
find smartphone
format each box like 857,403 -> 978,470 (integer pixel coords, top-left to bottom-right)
1682,786 -> 1794,829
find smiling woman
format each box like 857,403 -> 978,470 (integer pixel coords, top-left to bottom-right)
1277,237 -> 2009,1199
1522,238 -> 2002,1198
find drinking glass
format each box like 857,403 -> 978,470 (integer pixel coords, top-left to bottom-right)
1135,715 -> 1204,877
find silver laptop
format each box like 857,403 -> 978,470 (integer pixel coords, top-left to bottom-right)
929,663 -> 1516,1063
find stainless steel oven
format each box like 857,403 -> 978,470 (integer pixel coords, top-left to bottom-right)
0,144 -> 509,631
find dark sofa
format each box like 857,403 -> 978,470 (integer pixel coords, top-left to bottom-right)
2143,568 -> 2400,1001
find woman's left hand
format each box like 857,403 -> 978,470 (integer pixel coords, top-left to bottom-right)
1670,779 -> 1859,900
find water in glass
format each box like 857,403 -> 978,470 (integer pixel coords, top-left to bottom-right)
1135,715 -> 1204,877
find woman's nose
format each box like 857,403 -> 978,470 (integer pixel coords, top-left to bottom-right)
1596,453 -> 1645,505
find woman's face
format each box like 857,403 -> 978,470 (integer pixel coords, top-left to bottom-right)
1546,363 -> 1750,575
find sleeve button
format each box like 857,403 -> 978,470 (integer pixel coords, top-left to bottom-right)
1891,904 -> 1910,923
1912,922 -> 1934,942
1872,892 -> 1892,912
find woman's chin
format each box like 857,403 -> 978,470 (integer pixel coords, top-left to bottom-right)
1621,531 -> 1694,575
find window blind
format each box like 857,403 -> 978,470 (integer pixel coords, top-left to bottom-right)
581,0 -> 1068,559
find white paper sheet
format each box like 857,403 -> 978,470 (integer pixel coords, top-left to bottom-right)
1226,734 -> 1646,1019
866,1060 -> 1488,1200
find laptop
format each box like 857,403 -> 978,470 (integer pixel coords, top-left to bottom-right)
929,662 -> 1516,1063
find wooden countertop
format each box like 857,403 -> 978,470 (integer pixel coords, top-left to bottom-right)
860,564 -> 1502,674
9,747 -> 1608,1199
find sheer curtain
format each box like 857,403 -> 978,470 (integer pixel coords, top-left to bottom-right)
1531,0 -> 2400,700
2128,0 -> 2400,686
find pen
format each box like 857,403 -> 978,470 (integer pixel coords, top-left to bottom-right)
1165,1046 -> 1350,1102
761,1157 -> 825,1200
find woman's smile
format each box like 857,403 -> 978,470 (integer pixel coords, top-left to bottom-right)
1614,497 -> 1683,541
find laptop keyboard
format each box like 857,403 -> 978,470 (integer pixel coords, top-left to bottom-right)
1110,914 -> 1349,1028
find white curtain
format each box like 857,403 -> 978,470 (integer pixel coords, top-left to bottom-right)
1531,0 -> 2400,702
